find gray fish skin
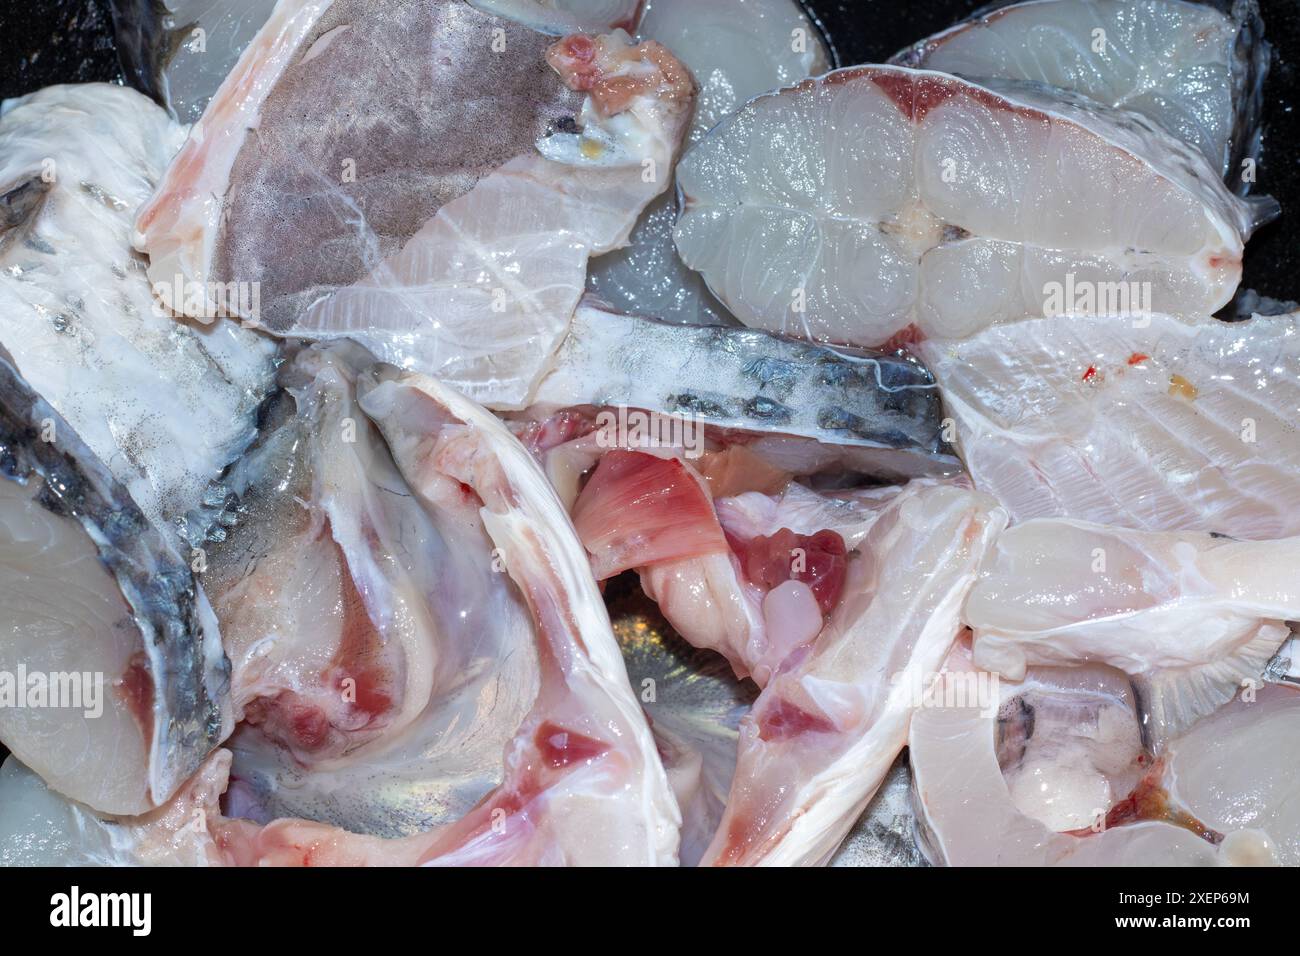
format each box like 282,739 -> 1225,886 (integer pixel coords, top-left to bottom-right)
532,300 -> 959,479
0,344 -> 231,813
209,0 -> 583,333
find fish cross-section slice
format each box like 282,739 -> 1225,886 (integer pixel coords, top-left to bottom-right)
910,641 -> 1285,866
965,518 -> 1299,745
0,347 -> 230,815
892,0 -> 1272,193
673,64 -> 1261,348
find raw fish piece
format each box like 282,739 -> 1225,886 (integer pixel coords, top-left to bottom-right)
293,31 -> 693,408
0,83 -> 275,533
966,518 -> 1299,744
704,482 -> 1007,865
109,0 -> 280,122
915,310 -> 1300,538
136,4 -> 694,410
674,65 -> 1262,347
0,347 -> 230,815
909,641 -> 1282,865
0,749 -> 233,866
588,0 -> 831,324
893,0 -> 1271,193
133,0 -> 584,330
531,300 -> 958,479
216,368 -> 679,865
202,345 -> 481,768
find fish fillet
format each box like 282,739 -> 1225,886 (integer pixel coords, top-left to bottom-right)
915,310 -> 1300,538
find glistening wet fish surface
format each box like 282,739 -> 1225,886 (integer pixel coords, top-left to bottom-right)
673,64 -> 1264,347
0,83 -> 276,533
531,300 -> 958,478
893,0 -> 1272,193
0,345 -> 230,815
915,310 -> 1300,539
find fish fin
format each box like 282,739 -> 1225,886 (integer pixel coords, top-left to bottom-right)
1133,622 -> 1289,751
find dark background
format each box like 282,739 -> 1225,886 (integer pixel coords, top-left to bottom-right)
0,1 -> 1295,769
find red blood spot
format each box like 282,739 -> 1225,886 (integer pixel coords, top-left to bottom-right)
1127,352 -> 1150,366
534,721 -> 611,769
1082,365 -> 1098,381
876,323 -> 926,354
756,698 -> 836,741
115,652 -> 155,748
571,450 -> 728,579
734,528 -> 847,614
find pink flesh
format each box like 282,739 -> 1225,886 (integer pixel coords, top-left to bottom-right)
571,450 -> 730,579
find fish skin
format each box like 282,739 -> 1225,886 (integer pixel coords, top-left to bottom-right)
532,300 -> 959,479
915,310 -> 1300,539
892,0 -> 1273,197
0,344 -> 231,814
0,83 -> 277,535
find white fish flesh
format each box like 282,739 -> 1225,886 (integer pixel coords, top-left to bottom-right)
0,348 -> 230,815
588,0 -> 831,325
136,3 -> 695,410
132,0 -> 585,330
965,518 -> 1297,745
0,83 -> 275,533
703,482 -> 1006,865
200,344 -> 503,770
915,310 -> 1300,538
203,345 -> 538,835
910,641 -> 1284,865
531,299 -> 959,479
0,748 -> 234,866
893,0 -> 1272,193
213,367 -> 678,864
673,64 -> 1262,348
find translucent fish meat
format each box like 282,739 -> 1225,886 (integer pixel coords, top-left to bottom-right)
909,641 -> 1284,865
0,83 -> 275,532
588,0 -> 831,324
914,310 -> 1300,538
135,1 -> 694,409
214,367 -> 678,864
704,482 -> 1006,865
965,518 -> 1298,745
0,347 -> 230,815
673,64 -> 1263,347
892,0 -> 1272,193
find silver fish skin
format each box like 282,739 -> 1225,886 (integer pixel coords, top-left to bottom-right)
531,300 -> 959,479
0,345 -> 231,815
